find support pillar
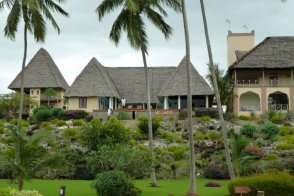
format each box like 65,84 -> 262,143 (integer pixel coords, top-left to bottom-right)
109,97 -> 113,109
205,95 -> 209,108
262,69 -> 265,86
164,97 -> 168,109
114,98 -> 117,109
178,96 -> 181,110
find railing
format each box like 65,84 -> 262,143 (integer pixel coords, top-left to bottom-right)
268,104 -> 288,111
40,95 -> 62,101
236,80 -> 259,86
240,104 -> 260,111
236,79 -> 293,87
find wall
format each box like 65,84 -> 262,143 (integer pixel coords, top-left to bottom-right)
68,97 -> 98,113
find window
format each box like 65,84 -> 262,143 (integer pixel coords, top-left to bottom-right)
31,90 -> 34,95
79,97 -> 87,108
37,90 -> 39,95
269,75 -> 278,86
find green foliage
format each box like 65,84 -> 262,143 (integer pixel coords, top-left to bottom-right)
224,113 -> 237,122
240,124 -> 256,138
265,153 -> 279,160
279,126 -> 294,136
66,110 -> 88,119
153,115 -> 164,122
52,119 -> 66,127
40,121 -> 52,129
275,143 -> 294,150
168,116 -> 175,122
137,115 -> 160,137
117,112 -> 130,120
51,108 -> 64,118
254,138 -> 267,147
178,110 -> 187,120
33,107 -> 53,122
266,110 -> 277,120
283,135 -> 294,144
73,119 -> 85,126
0,124 -> 4,134
203,163 -> 230,179
61,128 -> 79,141
238,115 -> 250,121
257,118 -> 267,125
261,122 -> 279,139
228,172 -> 294,196
0,187 -> 9,196
196,110 -> 219,119
166,145 -> 188,161
80,118 -> 130,150
160,131 -> 183,144
200,115 -> 210,122
86,145 -> 151,179
249,111 -> 256,119
91,171 -> 141,196
284,111 -> 294,121
9,189 -> 43,196
271,113 -> 285,124
9,119 -> 29,127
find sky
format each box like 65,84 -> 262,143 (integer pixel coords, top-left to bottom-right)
0,0 -> 294,93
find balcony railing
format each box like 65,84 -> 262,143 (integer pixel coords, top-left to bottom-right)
236,79 -> 293,87
240,104 -> 260,111
268,104 -> 288,111
40,95 -> 62,101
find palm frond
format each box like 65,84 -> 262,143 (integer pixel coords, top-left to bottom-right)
96,0 -> 124,20
110,8 -> 129,45
4,0 -> 21,40
31,9 -> 46,42
40,4 -> 61,33
43,0 -> 69,17
0,0 -> 14,10
28,128 -> 54,146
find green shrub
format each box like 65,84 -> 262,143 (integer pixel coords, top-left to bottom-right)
200,115 -> 210,121
0,188 -> 10,196
0,125 -> 4,134
66,110 -> 88,119
51,108 -> 64,118
279,126 -> 294,136
91,171 -> 141,196
178,110 -> 187,120
9,119 -> 29,127
254,138 -> 267,147
168,116 -> 175,122
208,131 -> 222,140
257,118 -> 267,125
195,110 -> 219,118
40,121 -> 52,129
62,128 -> 79,141
52,119 -> 66,127
34,108 -> 53,122
203,163 -> 230,179
271,113 -> 285,124
250,111 -> 256,119
265,153 -> 279,160
153,115 -> 164,122
194,132 -> 206,140
137,115 -> 160,137
228,172 -> 294,196
238,115 -> 250,121
283,135 -> 294,144
275,143 -> 294,150
9,189 -> 43,196
73,119 -> 85,126
240,124 -> 256,138
224,113 -> 237,122
261,122 -> 279,139
266,110 -> 277,119
117,112 -> 129,120
160,131 -> 183,144
284,111 -> 294,121
167,145 -> 188,161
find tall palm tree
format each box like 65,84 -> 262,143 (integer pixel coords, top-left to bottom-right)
0,0 -> 68,127
181,0 -> 197,195
199,0 -> 235,179
0,0 -> 68,189
96,0 -> 180,187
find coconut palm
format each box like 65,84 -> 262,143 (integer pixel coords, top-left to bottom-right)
0,126 -> 64,190
96,0 -> 180,187
199,0 -> 235,179
230,133 -> 248,177
180,0 -> 197,195
0,0 -> 68,127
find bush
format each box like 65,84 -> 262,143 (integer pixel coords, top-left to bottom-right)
34,107 -> 53,122
137,115 -> 160,137
200,115 -> 210,122
61,128 -> 79,141
91,171 -> 141,196
266,110 -> 277,119
40,121 -> 52,129
261,122 -> 279,139
224,113 -> 237,122
195,109 -> 219,118
279,126 -> 294,136
275,143 -> 294,150
245,146 -> 264,158
271,113 -> 285,124
168,116 -> 175,121
254,138 -> 267,147
66,110 -> 88,119
0,124 -> 4,134
228,172 -> 294,196
9,119 -> 29,127
160,131 -> 183,144
167,145 -> 188,161
51,108 -> 64,118
9,189 -> 43,196
0,188 -> 9,196
250,111 -> 256,119
73,119 -> 85,126
265,153 -> 279,160
203,163 -> 230,179
117,112 -> 129,120
238,115 -> 250,121
240,124 -> 256,138
52,119 -> 66,127
284,111 -> 294,121
178,110 -> 187,120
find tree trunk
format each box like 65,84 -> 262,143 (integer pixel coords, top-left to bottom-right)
199,0 -> 235,179
141,46 -> 157,187
181,0 -> 197,195
18,176 -> 24,191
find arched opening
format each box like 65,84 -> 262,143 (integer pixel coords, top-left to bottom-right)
268,91 -> 289,111
239,91 -> 260,111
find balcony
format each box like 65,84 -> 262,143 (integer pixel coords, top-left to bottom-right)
40,95 -> 62,101
268,104 -> 288,111
236,79 -> 293,87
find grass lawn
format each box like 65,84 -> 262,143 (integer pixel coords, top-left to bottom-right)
0,178 -> 229,196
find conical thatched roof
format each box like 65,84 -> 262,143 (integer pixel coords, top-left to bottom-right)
8,48 -> 69,90
65,58 -> 120,98
158,57 -> 213,96
230,37 -> 294,69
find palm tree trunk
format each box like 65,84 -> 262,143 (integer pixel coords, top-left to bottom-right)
141,46 -> 157,187
181,0 -> 197,195
199,0 -> 235,179
18,176 -> 24,191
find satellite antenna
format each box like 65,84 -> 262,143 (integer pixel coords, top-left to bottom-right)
243,25 -> 248,32
225,19 -> 230,31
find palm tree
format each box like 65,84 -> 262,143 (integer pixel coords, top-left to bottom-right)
0,0 -> 68,189
180,0 -> 197,195
199,0 -> 235,179
230,133 -> 248,177
96,0 -> 180,187
0,0 -> 68,127
44,88 -> 58,106
0,126 -> 64,190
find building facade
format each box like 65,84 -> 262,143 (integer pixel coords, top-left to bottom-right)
228,32 -> 294,116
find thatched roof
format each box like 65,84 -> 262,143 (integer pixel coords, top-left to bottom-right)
158,57 -> 213,97
229,37 -> 294,69
235,51 -> 248,60
65,58 -> 120,98
8,48 -> 69,90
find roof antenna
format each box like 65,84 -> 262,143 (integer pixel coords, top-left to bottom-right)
243,25 -> 248,32
226,19 -> 231,31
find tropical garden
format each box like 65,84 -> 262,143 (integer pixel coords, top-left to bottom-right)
0,0 -> 293,196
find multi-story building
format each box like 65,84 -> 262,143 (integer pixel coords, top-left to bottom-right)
227,31 -> 294,116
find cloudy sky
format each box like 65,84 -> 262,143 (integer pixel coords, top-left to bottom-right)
0,0 -> 293,93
